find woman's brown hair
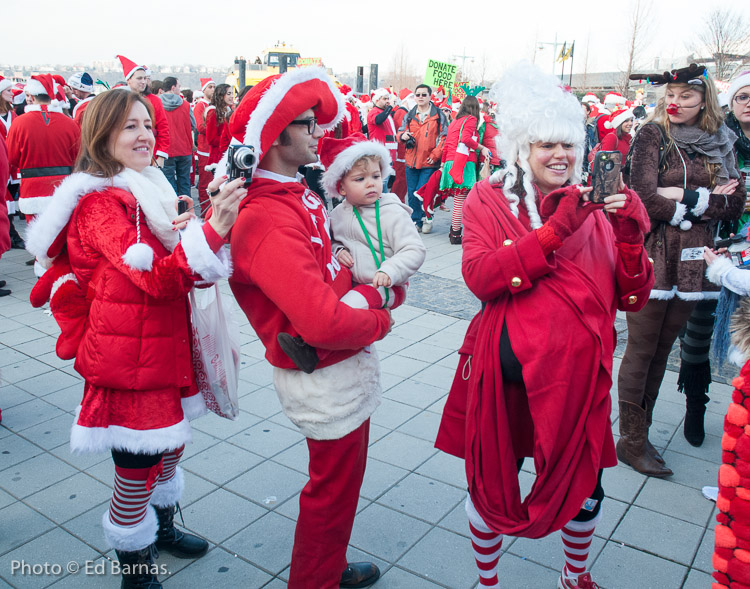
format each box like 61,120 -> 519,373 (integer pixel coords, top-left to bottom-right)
457,96 -> 480,121
211,84 -> 232,124
75,89 -> 155,178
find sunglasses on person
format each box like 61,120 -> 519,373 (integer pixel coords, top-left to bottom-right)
415,93 -> 429,97
288,117 -> 318,134
735,94 -> 750,105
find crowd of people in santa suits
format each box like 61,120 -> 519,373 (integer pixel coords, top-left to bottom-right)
2,53 -> 750,589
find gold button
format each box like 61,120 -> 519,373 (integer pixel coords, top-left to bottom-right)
511,277 -> 522,288
628,295 -> 638,304
648,257 -> 654,264
502,239 -> 513,247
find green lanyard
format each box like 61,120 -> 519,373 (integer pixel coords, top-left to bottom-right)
352,200 -> 389,307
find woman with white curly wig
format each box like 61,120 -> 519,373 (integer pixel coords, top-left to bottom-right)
435,63 -> 655,589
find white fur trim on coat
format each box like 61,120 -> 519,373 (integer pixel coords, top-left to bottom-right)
729,347 -> 747,367
693,187 -> 711,217
670,202 -> 687,227
122,242 -> 154,271
150,466 -> 185,507
648,285 -> 720,301
706,256 -> 734,286
215,67 -> 345,180
102,505 -> 157,551
19,196 -> 53,215
320,141 -> 393,201
179,218 -> 232,283
26,172 -> 127,263
181,392 -> 208,420
70,405 -> 192,455
272,346 -> 381,440
24,104 -> 64,114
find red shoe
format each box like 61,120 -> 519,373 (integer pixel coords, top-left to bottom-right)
558,572 -> 600,589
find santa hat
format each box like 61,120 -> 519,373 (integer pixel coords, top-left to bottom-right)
581,93 -> 599,104
200,78 -> 214,91
193,90 -> 205,102
399,88 -> 412,100
215,67 -> 344,179
12,87 -> 26,105
25,74 -> 66,107
728,71 -> 750,104
372,88 -> 390,101
339,84 -> 353,98
604,107 -> 634,130
319,133 -> 393,201
68,72 -> 94,93
603,92 -> 626,107
359,93 -> 370,103
489,62 -> 585,230
0,76 -> 12,95
116,55 -> 145,81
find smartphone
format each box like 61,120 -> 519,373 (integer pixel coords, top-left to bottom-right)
591,151 -> 622,204
177,200 -> 189,215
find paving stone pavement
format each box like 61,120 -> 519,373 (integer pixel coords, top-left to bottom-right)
0,206 -> 727,588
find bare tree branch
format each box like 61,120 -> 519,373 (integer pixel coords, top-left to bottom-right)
692,8 -> 750,80
620,0 -> 653,98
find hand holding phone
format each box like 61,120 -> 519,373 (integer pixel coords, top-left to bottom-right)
591,151 -> 622,204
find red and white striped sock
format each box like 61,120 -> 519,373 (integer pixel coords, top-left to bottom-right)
158,445 -> 184,485
108,465 -> 158,528
560,512 -> 601,582
466,494 -> 503,589
451,193 -> 467,231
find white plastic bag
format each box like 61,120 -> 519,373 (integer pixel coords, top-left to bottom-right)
189,285 -> 241,420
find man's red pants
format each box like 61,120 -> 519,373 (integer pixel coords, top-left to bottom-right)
287,419 -> 370,589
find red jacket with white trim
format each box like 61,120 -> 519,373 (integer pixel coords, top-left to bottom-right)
163,98 -> 193,157
366,106 -> 398,165
7,106 -> 80,214
145,94 -> 171,159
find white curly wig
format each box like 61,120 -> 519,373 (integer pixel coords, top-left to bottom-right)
489,62 -> 586,228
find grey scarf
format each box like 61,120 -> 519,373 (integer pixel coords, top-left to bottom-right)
670,122 -> 739,183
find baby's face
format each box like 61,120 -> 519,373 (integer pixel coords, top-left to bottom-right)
339,159 -> 383,207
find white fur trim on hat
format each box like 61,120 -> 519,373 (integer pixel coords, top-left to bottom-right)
227,67 -> 345,180
122,242 -> 154,271
70,405 -> 193,455
179,217 -> 232,282
606,109 -> 634,130
372,88 -> 389,101
320,141 -> 393,201
0,78 -> 11,94
728,72 -> 750,104
102,505 -> 157,551
24,78 -> 49,96
150,467 -> 185,507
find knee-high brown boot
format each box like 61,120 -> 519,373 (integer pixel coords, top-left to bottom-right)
616,400 -> 673,477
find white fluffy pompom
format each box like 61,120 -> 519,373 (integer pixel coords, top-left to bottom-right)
679,220 -> 693,231
122,242 -> 154,271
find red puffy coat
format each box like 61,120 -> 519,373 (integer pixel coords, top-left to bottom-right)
68,188 -> 200,390
441,115 -> 480,164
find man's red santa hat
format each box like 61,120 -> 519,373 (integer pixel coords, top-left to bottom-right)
116,55 -> 145,81
318,133 -> 392,201
12,86 -> 26,105
200,78 -> 214,91
338,84 -> 354,98
213,67 -> 345,179
24,74 -> 66,108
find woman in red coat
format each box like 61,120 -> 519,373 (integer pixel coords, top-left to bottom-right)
26,89 -> 246,589
438,96 -> 490,244
599,107 -> 634,160
434,64 -> 654,589
205,83 -> 234,172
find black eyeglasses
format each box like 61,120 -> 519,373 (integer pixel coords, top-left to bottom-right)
415,93 -> 429,97
288,117 -> 318,134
